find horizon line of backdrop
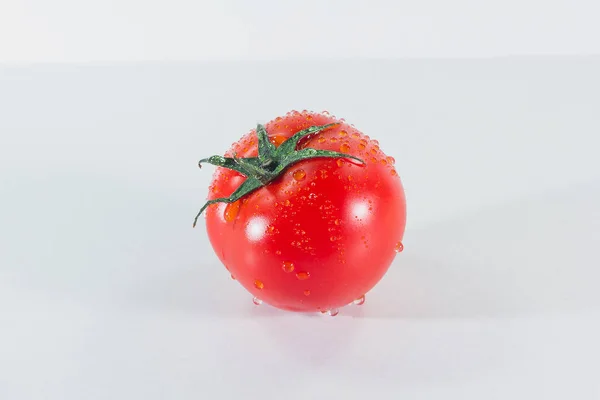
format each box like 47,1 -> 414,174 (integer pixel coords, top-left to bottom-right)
1,0 -> 600,65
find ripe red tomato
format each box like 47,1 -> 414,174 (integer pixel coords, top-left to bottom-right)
195,110 -> 406,314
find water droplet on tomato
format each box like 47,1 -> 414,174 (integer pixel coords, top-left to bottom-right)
394,241 -> 404,253
308,193 -> 317,200
391,169 -> 398,176
318,136 -> 326,143
323,309 -> 339,316
339,130 -> 348,137
334,219 -> 341,225
253,297 -> 263,305
340,143 -> 350,152
358,143 -> 366,150
296,271 -> 310,280
270,135 -> 287,147
386,156 -> 396,165
282,261 -> 295,273
330,137 -> 338,143
293,169 -> 306,181
254,279 -> 264,289
224,201 -> 241,222
306,114 -> 313,120
284,199 -> 291,207
304,289 -> 311,296
336,159 -> 345,167
353,295 -> 366,305
275,250 -> 282,255
267,225 -> 275,233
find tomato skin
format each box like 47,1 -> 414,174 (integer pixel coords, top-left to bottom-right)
204,111 -> 406,312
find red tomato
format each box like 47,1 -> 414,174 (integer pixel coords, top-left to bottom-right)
196,110 -> 406,314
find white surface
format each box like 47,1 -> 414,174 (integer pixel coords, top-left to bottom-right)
2,0 -> 600,64
1,57 -> 600,399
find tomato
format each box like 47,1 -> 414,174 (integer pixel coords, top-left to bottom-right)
194,110 -> 406,314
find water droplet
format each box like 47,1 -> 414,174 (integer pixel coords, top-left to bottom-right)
380,158 -> 387,165
231,274 -> 236,280
303,289 -> 311,296
267,225 -> 275,233
358,143 -> 366,150
254,279 -> 264,289
252,297 -> 263,305
336,159 -> 345,167
353,295 -> 366,305
293,169 -> 306,181
318,136 -> 326,143
386,156 -> 396,165
306,115 -> 313,120
284,199 -> 291,207
269,135 -> 287,147
330,137 -> 338,143
340,143 -> 351,152
296,271 -> 310,280
330,236 -> 338,242
197,161 -> 202,169
224,201 -> 241,222
348,175 -> 353,181
308,192 -> 317,200
212,155 -> 226,164
351,132 -> 360,138
282,261 -> 295,273
391,169 -> 398,176
325,309 -> 339,316
334,219 -> 341,225
339,130 -> 348,137
275,250 -> 282,255
394,241 -> 404,253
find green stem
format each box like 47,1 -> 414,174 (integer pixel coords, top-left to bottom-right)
193,123 -> 364,227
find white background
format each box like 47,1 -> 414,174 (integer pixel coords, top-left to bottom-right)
1,2 -> 600,400
2,0 -> 600,63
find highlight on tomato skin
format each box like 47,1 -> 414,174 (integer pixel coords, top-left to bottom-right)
196,109 -> 406,315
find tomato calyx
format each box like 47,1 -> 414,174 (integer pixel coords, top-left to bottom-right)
193,122 -> 364,227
